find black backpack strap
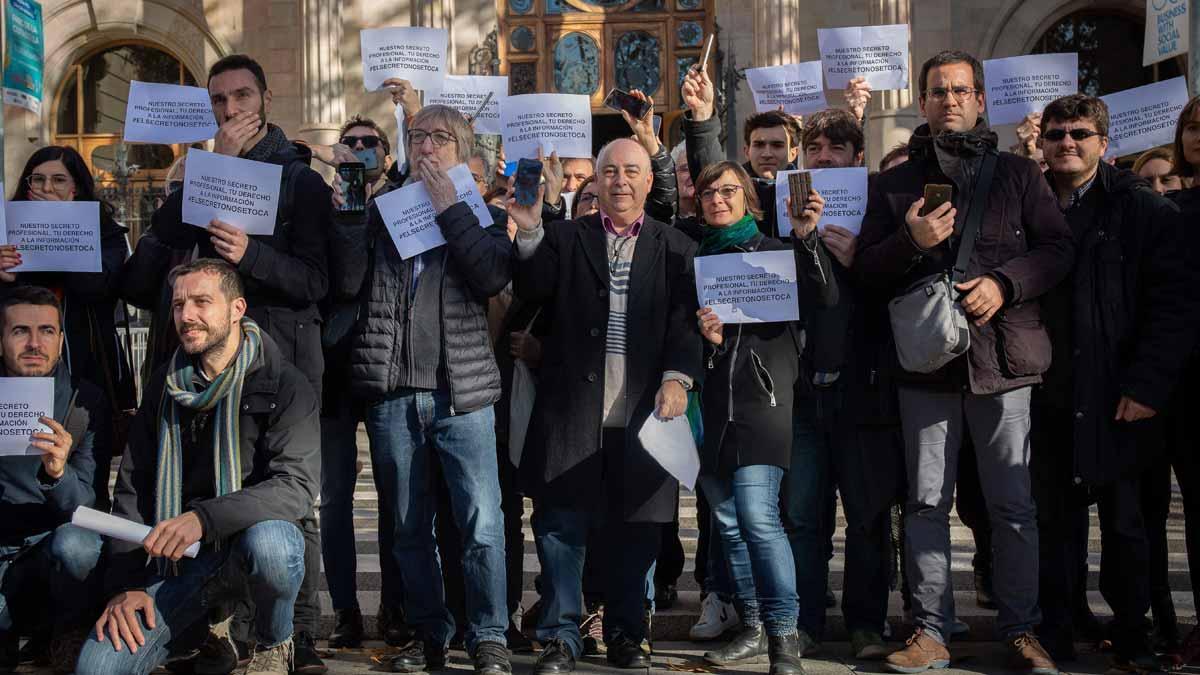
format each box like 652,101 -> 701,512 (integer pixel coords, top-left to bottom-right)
951,150 -> 999,284
275,159 -> 306,237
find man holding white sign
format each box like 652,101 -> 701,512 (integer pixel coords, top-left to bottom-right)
330,104 -> 514,675
0,287 -> 107,672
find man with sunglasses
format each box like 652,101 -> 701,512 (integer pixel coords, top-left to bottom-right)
854,50 -> 1073,675
1032,94 -> 1193,670
306,116 -> 394,198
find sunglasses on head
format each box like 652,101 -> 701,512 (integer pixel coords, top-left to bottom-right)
340,135 -> 383,149
1043,128 -> 1103,142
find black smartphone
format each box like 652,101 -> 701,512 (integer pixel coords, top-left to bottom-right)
353,147 -> 378,171
920,184 -> 953,216
514,158 -> 543,207
788,172 -> 812,219
337,162 -> 366,215
604,88 -> 652,121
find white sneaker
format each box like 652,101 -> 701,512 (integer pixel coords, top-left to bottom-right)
690,594 -> 740,640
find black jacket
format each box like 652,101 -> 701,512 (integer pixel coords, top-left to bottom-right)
854,122 -> 1075,395
332,180 -> 511,412
104,330 -> 319,594
697,230 -> 836,473
513,213 -> 702,522
126,140 -> 331,396
0,363 -> 108,546
1039,163 -> 1195,486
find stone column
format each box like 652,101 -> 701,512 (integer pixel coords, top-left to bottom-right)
297,0 -> 345,154
753,0 -> 802,67
412,0 -> 456,72
864,0 -> 917,166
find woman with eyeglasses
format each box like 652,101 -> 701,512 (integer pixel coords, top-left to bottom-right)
571,175 -> 601,219
690,159 -> 836,675
0,146 -> 131,405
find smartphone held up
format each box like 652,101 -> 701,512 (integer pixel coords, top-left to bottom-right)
513,158 -> 543,207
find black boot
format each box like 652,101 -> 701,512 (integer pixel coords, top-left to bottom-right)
293,632 -> 328,675
768,633 -> 807,675
974,569 -> 997,610
1151,590 -> 1181,652
329,608 -> 365,649
703,625 -> 767,666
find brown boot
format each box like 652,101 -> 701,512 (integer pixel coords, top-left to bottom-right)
1008,632 -> 1059,675
884,628 -> 950,674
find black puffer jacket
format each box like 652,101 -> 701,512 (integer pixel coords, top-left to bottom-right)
333,180 -> 511,413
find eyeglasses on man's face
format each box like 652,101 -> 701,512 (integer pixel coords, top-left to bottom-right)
1042,128 -> 1104,143
923,87 -> 980,102
341,135 -> 383,149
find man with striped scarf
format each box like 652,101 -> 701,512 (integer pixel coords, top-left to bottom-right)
76,259 -> 320,675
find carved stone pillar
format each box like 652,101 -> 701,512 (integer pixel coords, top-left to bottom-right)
297,0 -> 345,151
752,0 -> 803,67
412,0 -> 456,72
865,0 -> 917,166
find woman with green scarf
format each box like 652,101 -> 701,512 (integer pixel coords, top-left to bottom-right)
690,160 -> 837,675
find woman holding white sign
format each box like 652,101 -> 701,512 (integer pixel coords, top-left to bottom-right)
691,160 -> 836,675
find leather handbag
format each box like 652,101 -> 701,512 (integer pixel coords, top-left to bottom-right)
888,150 -> 998,374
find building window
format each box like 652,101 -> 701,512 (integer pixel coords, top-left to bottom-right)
1033,10 -> 1183,96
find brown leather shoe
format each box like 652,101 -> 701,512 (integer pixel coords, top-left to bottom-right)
884,629 -> 950,673
1008,632 -> 1059,675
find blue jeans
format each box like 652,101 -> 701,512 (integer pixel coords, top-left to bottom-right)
700,466 -> 797,636
782,390 -> 834,638
75,520 -> 304,675
0,523 -> 102,633
365,388 -> 507,651
532,506 -> 659,657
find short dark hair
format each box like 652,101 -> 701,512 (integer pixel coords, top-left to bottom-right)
694,160 -> 764,221
743,110 -> 801,149
0,286 -> 62,331
208,54 -> 268,93
879,143 -> 910,172
339,115 -> 391,156
918,50 -> 984,97
168,258 -> 245,302
1041,94 -> 1110,139
1172,96 -> 1200,178
801,109 -> 865,156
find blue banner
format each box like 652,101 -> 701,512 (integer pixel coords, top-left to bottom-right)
3,0 -> 43,113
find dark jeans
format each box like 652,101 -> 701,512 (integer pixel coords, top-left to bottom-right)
656,521 -> 685,590
1163,388 -> 1200,610
0,524 -> 103,634
955,439 -> 993,581
695,491 -> 712,593
782,388 -> 834,639
1140,456 -> 1176,620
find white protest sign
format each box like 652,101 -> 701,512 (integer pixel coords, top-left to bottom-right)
983,53 -> 1078,126
1102,76 -> 1191,158
122,81 -> 219,144
0,377 -> 52,456
377,163 -> 493,260
695,250 -> 800,325
500,94 -> 593,160
182,150 -> 282,235
360,27 -> 448,92
427,75 -> 508,135
745,62 -> 828,115
394,104 -> 408,171
1144,0 -> 1189,66
637,413 -> 699,491
775,167 -> 869,237
4,201 -> 101,272
817,24 -> 910,90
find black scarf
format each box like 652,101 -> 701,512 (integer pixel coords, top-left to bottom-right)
243,123 -> 290,162
907,119 -> 998,193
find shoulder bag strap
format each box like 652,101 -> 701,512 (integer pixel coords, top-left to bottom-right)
951,150 -> 999,284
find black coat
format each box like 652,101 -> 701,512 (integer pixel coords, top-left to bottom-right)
513,214 -> 702,522
1039,164 -> 1195,486
104,330 -> 319,595
697,231 -> 836,473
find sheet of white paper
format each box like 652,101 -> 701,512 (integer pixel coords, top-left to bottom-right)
500,94 -> 593,160
377,164 -> 493,259
817,24 -> 910,90
72,506 -> 200,558
123,81 -> 219,144
982,53 -> 1078,126
694,250 -> 800,325
745,62 -> 828,115
394,105 -> 408,171
360,27 -> 448,93
1144,0 -> 1189,66
0,377 -> 52,456
4,201 -> 102,272
427,75 -> 508,135
182,150 -> 282,235
637,413 -> 699,491
1101,77 -> 1191,159
775,166 -> 869,237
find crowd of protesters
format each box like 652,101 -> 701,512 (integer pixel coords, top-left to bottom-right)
1,43 -> 1199,675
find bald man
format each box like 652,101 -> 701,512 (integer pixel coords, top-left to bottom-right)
507,139 -> 702,674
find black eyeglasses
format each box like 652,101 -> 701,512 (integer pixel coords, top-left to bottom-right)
407,130 -> 457,147
340,135 -> 383,149
1042,128 -> 1104,142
